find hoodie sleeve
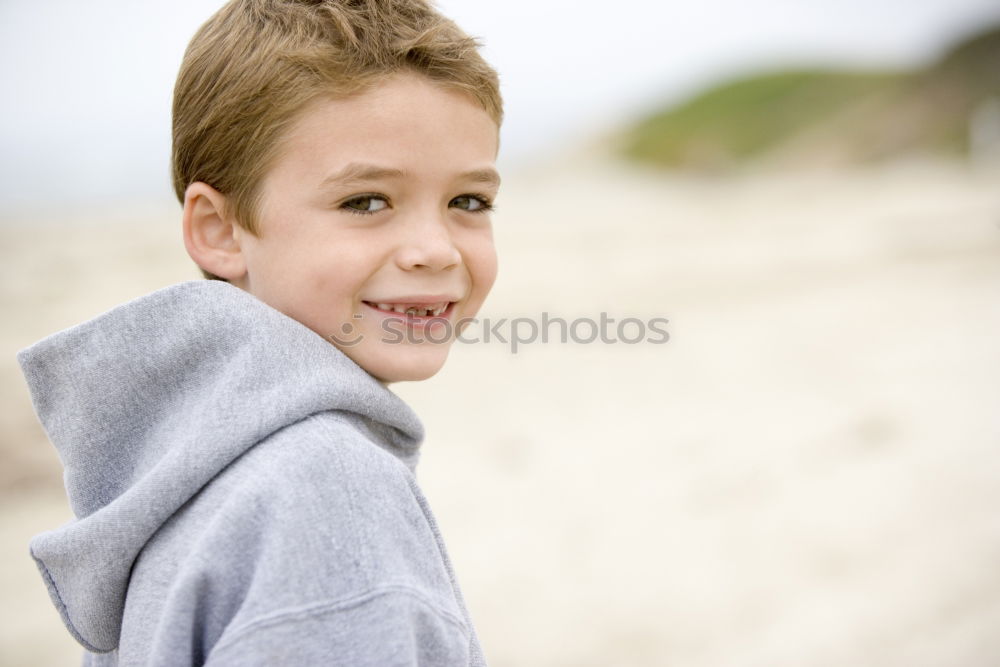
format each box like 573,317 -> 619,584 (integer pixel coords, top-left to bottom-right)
203,586 -> 473,666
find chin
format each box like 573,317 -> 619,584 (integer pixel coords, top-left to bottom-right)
360,348 -> 450,384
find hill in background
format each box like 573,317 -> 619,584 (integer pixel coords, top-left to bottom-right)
620,25 -> 1000,170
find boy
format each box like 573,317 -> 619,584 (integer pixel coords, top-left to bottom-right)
15,0 -> 502,664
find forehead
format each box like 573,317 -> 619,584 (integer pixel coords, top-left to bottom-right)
267,72 -> 499,184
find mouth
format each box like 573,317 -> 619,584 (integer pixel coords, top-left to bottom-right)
361,300 -> 456,320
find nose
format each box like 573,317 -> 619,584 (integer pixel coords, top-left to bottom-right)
394,209 -> 462,272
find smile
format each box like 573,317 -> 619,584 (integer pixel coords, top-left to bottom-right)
366,301 -> 449,317
362,301 -> 455,319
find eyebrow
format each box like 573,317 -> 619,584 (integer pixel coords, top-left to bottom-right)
319,162 -> 501,190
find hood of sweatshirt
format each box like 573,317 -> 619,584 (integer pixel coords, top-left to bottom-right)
16,279 -> 425,652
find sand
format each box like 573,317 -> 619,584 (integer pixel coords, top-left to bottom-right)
1,155 -> 998,666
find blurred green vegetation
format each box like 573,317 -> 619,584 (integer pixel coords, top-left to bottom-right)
621,25 -> 1000,169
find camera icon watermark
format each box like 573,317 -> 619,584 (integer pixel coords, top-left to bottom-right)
328,312 -> 670,354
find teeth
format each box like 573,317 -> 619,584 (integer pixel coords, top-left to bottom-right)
372,301 -> 450,317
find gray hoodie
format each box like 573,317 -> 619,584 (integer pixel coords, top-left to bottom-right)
16,280 -> 487,666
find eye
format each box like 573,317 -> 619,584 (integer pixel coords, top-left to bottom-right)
341,195 -> 389,215
451,194 -> 494,213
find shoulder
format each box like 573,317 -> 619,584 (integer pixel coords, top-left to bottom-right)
193,411 -> 432,575
204,413 -> 469,659
252,413 -> 455,601
121,411 -> 474,664
233,412 -> 415,493
239,411 -> 414,483
200,411 -> 423,540
157,411 -> 464,627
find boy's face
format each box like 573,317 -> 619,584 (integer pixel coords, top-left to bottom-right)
229,71 -> 500,383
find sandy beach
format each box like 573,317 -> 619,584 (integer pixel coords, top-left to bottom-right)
2,154 -> 998,666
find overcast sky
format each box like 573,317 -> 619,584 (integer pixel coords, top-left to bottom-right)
2,0 -> 999,213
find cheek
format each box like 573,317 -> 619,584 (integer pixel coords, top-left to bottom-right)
303,259 -> 360,302
466,232 -> 498,293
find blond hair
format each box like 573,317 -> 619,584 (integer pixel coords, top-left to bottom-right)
172,0 -> 503,280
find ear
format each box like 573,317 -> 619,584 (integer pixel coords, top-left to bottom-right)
182,182 -> 249,282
